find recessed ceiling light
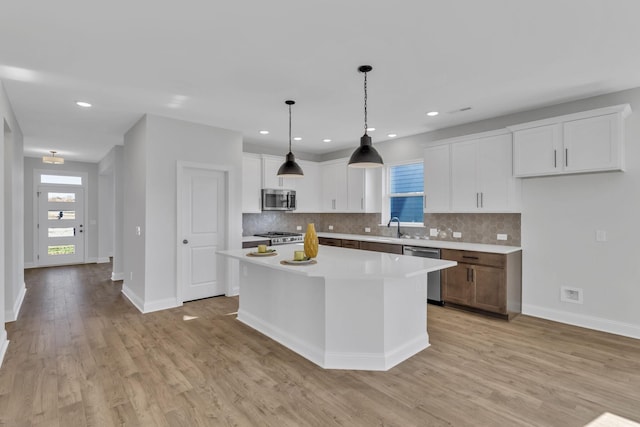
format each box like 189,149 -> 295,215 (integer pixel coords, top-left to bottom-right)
387,133 -> 397,138
366,127 -> 376,132
426,111 -> 439,117
293,137 -> 302,141
76,101 -> 92,108
259,130 -> 269,135
323,139 -> 332,143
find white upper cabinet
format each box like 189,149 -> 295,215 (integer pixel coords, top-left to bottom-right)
242,153 -> 262,213
424,131 -> 520,213
509,104 -> 631,177
321,160 -> 348,212
450,133 -> 519,212
294,160 -> 321,213
261,155 -> 297,190
320,159 -> 381,213
424,144 -> 451,212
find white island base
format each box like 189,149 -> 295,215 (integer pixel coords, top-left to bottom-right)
238,262 -> 429,371
219,244 -> 456,371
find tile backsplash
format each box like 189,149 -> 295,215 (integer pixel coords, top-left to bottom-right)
243,212 -> 521,246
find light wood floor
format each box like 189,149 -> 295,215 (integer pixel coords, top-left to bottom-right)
1,262 -> 639,426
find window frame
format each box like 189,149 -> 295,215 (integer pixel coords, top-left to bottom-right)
381,159 -> 425,227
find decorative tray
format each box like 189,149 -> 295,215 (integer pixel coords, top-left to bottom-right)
247,250 -> 277,257
280,259 -> 317,266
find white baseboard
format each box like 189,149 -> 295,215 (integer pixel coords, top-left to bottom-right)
86,257 -> 97,263
143,298 -> 180,313
111,272 -> 124,281
97,257 -> 111,264
24,262 -> 36,269
5,285 -> 26,322
0,330 -> 8,368
121,284 -> 144,313
121,284 -> 179,314
523,304 -> 640,339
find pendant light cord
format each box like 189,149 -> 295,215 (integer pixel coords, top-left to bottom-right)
289,103 -> 292,152
363,71 -> 368,133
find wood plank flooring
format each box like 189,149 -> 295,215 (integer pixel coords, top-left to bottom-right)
1,262 -> 639,426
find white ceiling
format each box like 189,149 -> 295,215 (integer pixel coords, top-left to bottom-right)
2,0 -> 640,163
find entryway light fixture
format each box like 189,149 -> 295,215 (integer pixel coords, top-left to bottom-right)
277,100 -> 304,178
43,150 -> 64,165
348,65 -> 383,168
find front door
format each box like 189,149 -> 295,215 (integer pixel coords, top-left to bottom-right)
37,185 -> 85,266
180,167 -> 227,302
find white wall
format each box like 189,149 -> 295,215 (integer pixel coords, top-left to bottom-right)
98,145 -> 124,280
23,158 -> 100,266
323,87 -> 640,338
1,80 -> 24,366
122,116 -> 148,308
122,114 -> 243,312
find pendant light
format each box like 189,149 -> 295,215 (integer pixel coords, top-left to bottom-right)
277,100 -> 304,178
43,150 -> 64,165
348,65 -> 383,168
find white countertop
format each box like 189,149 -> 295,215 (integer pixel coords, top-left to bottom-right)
316,232 -> 522,254
218,243 -> 457,280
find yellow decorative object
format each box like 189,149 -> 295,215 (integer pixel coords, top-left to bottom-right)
304,223 -> 319,258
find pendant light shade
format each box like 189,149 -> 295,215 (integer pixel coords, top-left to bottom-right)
277,100 -> 304,178
348,65 -> 383,168
43,150 -> 64,165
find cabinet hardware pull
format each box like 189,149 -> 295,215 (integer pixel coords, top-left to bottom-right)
480,192 -> 483,208
554,149 -> 557,168
462,255 -> 479,260
471,268 -> 474,282
467,267 -> 470,282
476,193 -> 479,208
565,148 -> 568,167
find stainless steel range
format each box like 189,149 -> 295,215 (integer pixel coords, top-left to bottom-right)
254,231 -> 304,245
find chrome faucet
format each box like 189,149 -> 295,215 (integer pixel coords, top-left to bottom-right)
387,217 -> 402,238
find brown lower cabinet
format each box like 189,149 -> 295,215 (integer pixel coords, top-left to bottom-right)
441,249 -> 522,319
242,239 -> 270,249
318,237 -> 342,247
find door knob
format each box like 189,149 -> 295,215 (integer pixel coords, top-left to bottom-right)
183,239 -> 188,244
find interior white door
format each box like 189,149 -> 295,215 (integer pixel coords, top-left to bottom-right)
38,185 -> 85,266
181,167 -> 227,302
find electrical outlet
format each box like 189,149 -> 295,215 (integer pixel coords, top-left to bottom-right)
596,230 -> 607,242
296,225 -> 302,231
136,226 -> 141,236
497,233 -> 508,241
560,286 -> 583,304
328,225 -> 334,230
429,228 -> 438,237
364,227 -> 371,233
453,231 -> 462,238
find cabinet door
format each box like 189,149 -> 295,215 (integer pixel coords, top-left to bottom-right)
442,263 -> 473,305
424,145 -> 451,212
347,167 -> 365,212
321,161 -> 348,211
451,140 -> 479,211
472,265 -> 506,314
242,155 -> 262,213
262,156 -> 297,190
295,160 -> 321,212
563,113 -> 621,173
513,124 -> 562,177
477,134 -> 519,211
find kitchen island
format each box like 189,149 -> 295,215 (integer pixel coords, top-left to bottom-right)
217,243 -> 456,371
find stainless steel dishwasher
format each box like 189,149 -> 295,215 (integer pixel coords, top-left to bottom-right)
403,246 -> 443,305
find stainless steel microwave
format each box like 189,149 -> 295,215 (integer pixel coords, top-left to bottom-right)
262,188 -> 296,211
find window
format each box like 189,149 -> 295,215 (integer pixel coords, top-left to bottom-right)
387,161 -> 424,224
41,174 -> 82,185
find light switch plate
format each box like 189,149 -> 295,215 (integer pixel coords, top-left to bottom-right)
364,227 -> 371,233
596,230 -> 607,242
429,228 -> 438,237
497,233 -> 508,241
453,231 -> 462,238
296,225 -> 302,231
328,225 -> 334,230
